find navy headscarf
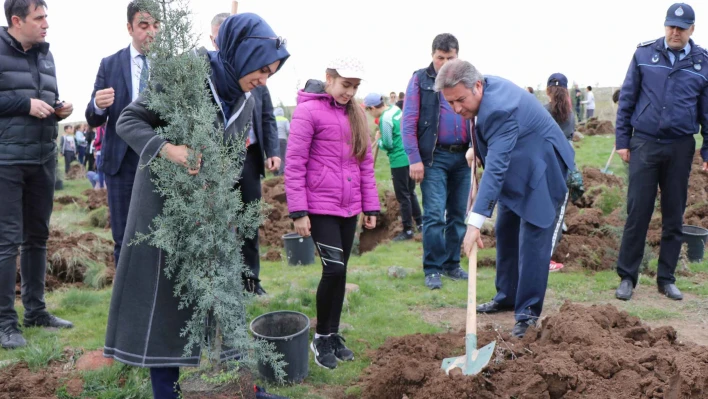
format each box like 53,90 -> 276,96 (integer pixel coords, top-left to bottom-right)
208,13 -> 290,119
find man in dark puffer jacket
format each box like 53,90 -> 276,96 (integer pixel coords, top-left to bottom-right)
0,0 -> 75,350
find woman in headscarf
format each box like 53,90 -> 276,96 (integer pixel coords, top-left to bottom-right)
103,13 -> 289,399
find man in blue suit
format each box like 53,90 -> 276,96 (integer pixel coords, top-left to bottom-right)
210,13 -> 282,295
435,60 -> 575,338
85,2 -> 159,267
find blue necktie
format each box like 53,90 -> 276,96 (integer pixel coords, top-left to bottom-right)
138,55 -> 149,94
669,49 -> 683,65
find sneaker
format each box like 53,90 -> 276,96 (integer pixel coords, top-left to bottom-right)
0,324 -> 27,349
311,336 -> 337,369
549,261 -> 564,272
331,334 -> 354,361
444,267 -> 469,280
416,223 -> 423,233
392,230 -> 414,242
23,313 -> 73,329
425,273 -> 443,290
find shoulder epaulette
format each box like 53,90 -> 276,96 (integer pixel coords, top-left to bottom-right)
637,40 -> 656,48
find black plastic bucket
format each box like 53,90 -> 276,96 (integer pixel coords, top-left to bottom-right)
249,311 -> 310,384
54,179 -> 63,191
282,233 -> 315,266
683,225 -> 708,262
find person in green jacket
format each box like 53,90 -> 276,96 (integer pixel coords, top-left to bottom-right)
364,93 -> 422,241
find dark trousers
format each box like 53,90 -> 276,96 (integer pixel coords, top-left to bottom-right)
105,149 -> 139,268
85,152 -> 95,172
63,151 -> 75,174
150,367 -> 180,399
493,200 -> 564,322
391,165 -> 422,231
310,214 -> 357,335
420,148 -> 470,275
235,144 -> 262,279
0,161 -> 55,327
77,146 -> 86,166
617,136 -> 695,286
276,138 -> 287,176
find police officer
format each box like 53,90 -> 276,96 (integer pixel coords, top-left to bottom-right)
614,3 -> 708,302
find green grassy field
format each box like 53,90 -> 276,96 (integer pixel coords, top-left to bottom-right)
2,132 -> 707,399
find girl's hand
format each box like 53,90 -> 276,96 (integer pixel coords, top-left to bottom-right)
161,143 -> 202,175
294,216 -> 311,237
364,215 -> 377,229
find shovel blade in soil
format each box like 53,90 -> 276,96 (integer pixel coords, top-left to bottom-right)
441,334 -> 496,376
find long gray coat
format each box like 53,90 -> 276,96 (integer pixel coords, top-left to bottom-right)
103,82 -> 255,368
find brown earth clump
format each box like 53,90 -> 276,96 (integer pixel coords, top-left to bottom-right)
358,302 -> 708,399
577,117 -> 615,136
359,191 -> 401,253
259,177 -> 292,248
54,195 -> 84,206
65,163 -> 85,180
686,151 -> 708,209
0,363 -> 66,399
18,229 -> 116,290
82,189 -> 109,210
262,248 -> 282,262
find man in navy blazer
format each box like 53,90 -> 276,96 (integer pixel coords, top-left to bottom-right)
435,60 -> 575,338
239,85 -> 280,295
210,13 -> 281,294
85,2 -> 159,267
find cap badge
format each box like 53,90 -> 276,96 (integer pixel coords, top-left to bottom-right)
675,6 -> 684,16
652,54 -> 660,63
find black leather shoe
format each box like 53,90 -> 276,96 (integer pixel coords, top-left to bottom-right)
0,325 -> 26,349
476,300 -> 513,314
512,319 -> 536,338
615,279 -> 634,301
255,283 -> 267,296
24,314 -> 73,329
658,283 -> 683,300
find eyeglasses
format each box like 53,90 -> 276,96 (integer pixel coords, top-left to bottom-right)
239,35 -> 287,49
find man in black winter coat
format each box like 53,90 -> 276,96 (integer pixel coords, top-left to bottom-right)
0,0 -> 75,350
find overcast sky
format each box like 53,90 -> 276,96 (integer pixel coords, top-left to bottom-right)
7,0 -> 707,123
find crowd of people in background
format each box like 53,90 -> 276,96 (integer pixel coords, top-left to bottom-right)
58,122 -> 106,189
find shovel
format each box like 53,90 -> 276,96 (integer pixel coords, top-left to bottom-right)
441,165 -> 495,376
441,243 -> 496,375
601,146 -> 615,174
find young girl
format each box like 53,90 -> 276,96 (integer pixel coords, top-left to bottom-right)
545,73 -> 576,272
285,58 -> 380,370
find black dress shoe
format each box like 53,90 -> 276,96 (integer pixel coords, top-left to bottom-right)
0,325 -> 26,349
658,283 -> 683,300
24,314 -> 73,329
476,300 -> 513,314
255,283 -> 267,296
512,319 -> 536,338
615,279 -> 634,301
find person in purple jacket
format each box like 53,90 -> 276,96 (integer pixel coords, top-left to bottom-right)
285,57 -> 380,370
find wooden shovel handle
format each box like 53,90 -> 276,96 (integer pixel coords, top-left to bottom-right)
466,243 -> 478,336
231,1 -> 238,14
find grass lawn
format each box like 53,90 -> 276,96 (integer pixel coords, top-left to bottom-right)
1,136 -> 707,398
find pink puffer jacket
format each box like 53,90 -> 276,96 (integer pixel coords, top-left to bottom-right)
285,89 -> 380,218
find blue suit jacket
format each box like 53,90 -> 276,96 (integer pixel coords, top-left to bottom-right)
250,85 -> 279,177
473,76 -> 575,228
85,46 -> 135,176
